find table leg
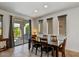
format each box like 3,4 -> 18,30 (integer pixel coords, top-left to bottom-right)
56,47 -> 58,57
51,48 -> 54,56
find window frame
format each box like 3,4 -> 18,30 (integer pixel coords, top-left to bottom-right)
0,14 -> 3,39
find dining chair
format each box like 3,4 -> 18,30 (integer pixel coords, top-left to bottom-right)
54,38 -> 67,57
40,37 -> 54,57
31,35 -> 41,55
50,35 -> 57,56
58,38 -> 67,57
51,35 -> 57,42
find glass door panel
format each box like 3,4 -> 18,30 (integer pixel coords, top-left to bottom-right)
24,22 -> 30,43
13,23 -> 23,46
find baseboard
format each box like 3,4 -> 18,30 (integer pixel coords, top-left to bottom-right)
66,48 -> 79,53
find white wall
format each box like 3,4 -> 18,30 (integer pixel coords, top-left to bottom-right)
32,7 -> 79,52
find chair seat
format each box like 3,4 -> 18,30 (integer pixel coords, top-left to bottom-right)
42,47 -> 53,52
33,43 -> 41,48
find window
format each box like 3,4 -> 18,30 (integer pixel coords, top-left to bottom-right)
38,20 -> 43,34
47,17 -> 53,34
58,15 -> 67,36
0,15 -> 3,38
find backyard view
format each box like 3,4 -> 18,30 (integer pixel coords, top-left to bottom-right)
14,23 -> 30,38
24,23 -> 30,35
13,23 -> 30,46
14,23 -> 21,38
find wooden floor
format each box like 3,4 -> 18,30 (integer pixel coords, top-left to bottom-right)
0,44 -> 79,57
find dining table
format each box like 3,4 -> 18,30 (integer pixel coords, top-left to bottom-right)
35,36 -> 64,57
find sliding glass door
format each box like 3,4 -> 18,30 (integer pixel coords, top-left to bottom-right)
13,19 -> 30,46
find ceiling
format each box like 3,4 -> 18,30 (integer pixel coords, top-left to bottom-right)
0,2 -> 79,18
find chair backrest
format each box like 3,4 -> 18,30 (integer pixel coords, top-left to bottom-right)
51,35 -> 57,42
43,35 -> 48,38
32,35 -> 37,39
31,35 -> 37,44
40,37 -> 48,47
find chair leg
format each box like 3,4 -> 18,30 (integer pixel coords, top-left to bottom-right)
52,51 -> 54,57
47,52 -> 49,57
35,47 -> 38,55
40,49 -> 43,57
40,46 -> 42,57
46,49 -> 49,57
31,46 -> 34,52
62,51 -> 65,57
54,50 -> 56,57
51,48 -> 54,56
